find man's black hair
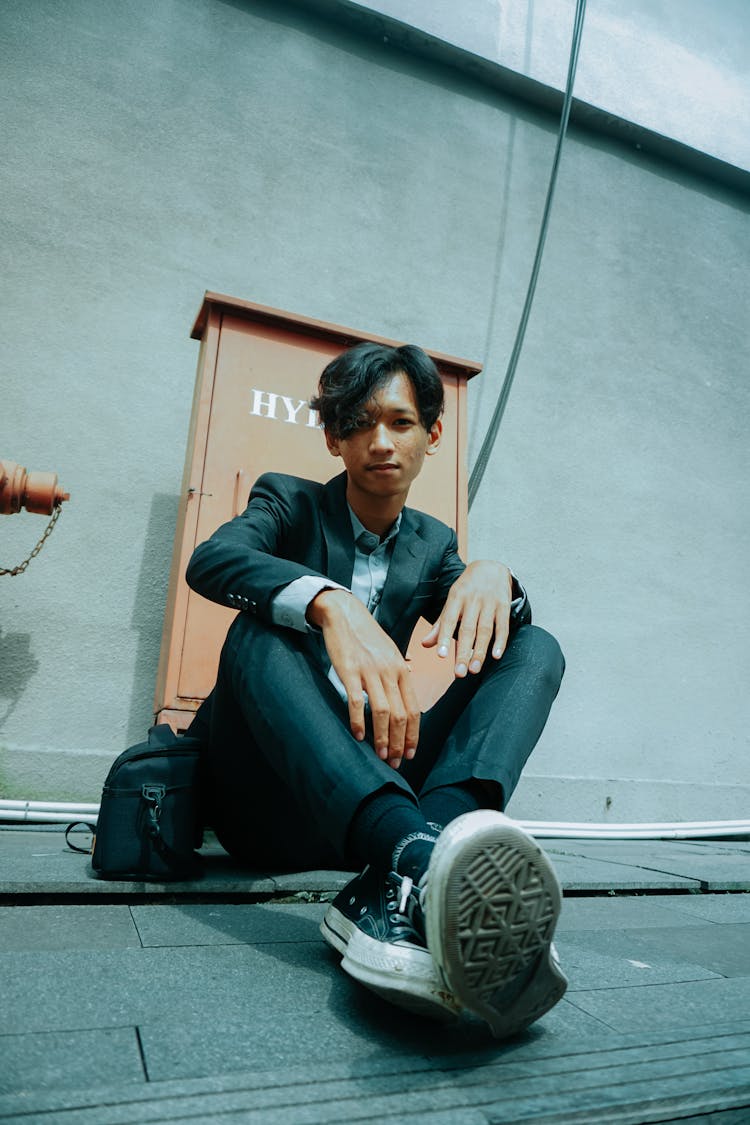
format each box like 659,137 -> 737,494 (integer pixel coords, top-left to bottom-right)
311,341 -> 444,439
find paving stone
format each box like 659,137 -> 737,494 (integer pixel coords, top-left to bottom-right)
508,995 -> 619,1044
555,928 -> 721,991
137,990 -> 618,1084
548,852 -> 699,891
647,857 -> 750,891
613,922 -> 750,978
663,857 -> 750,891
130,901 -> 327,947
644,892 -> 750,924
557,894 -> 711,931
562,918 -> 750,981
137,1004 -> 472,1083
550,841 -> 745,857
3,1031 -> 749,1124
270,869 -> 354,894
0,932 -> 608,1074
0,1027 -> 144,1096
655,1111 -> 750,1125
144,962 -> 610,1081
3,827 -> 750,1120
547,842 -> 750,890
138,1012 -> 396,1083
12,829 -> 745,897
568,974 -> 750,1033
0,829 -> 101,891
3,1026 -> 749,1124
0,835 -> 272,898
0,905 -> 141,951
0,829 -> 351,897
0,942 -> 343,1035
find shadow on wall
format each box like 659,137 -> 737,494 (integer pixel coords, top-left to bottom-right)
127,491 -> 181,745
0,628 -> 40,730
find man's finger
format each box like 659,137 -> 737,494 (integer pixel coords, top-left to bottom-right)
434,601 -> 460,659
421,620 -> 440,649
344,684 -> 367,743
492,604 -> 511,660
366,679 -> 393,761
384,681 -> 407,765
454,604 -> 480,676
468,607 -> 496,673
400,670 -> 421,760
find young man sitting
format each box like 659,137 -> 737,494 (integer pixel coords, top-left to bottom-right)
186,341 -> 566,1036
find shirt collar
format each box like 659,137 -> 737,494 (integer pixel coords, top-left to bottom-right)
348,505 -> 402,552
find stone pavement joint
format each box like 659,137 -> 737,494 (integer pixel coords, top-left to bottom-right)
1,828 -> 749,1122
0,1026 -> 749,1122
2,827 -> 749,898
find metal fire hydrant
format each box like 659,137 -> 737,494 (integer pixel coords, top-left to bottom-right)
0,460 -> 70,515
0,460 -> 70,575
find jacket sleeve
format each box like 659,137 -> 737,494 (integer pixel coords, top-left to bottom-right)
185,474 -> 332,622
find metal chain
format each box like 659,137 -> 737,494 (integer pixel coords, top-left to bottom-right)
0,504 -> 64,576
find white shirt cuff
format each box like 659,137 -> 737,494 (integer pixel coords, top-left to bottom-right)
270,576 -> 349,632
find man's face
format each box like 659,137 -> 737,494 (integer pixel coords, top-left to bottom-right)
325,371 -> 441,507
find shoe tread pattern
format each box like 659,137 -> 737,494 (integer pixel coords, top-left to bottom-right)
456,846 -> 558,995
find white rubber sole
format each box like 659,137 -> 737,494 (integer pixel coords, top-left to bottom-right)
341,929 -> 461,1022
424,809 -> 566,1038
320,906 -> 356,957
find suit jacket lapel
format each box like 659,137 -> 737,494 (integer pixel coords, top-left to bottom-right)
320,472 -> 356,587
378,508 -> 429,635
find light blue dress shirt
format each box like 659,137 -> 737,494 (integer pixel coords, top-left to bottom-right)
270,506 -> 401,701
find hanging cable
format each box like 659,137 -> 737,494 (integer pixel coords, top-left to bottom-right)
469,0 -> 587,508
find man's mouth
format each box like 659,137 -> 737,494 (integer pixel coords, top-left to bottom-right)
367,463 -> 399,472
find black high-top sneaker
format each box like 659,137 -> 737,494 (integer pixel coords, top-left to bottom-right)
321,866 -> 461,1021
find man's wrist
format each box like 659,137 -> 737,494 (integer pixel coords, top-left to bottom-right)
306,586 -> 352,628
270,576 -> 347,632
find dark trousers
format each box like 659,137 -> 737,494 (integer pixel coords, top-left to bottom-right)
196,616 -> 564,871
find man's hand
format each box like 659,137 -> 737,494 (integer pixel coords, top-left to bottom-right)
421,560 -> 513,677
307,589 -> 420,770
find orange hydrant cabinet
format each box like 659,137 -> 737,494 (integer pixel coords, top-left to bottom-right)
154,293 -> 481,731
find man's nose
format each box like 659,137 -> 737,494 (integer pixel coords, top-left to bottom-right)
370,423 -> 394,451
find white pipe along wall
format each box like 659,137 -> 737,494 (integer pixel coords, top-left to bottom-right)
1,800 -> 748,840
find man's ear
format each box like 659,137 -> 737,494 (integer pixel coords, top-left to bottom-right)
324,428 -> 341,458
425,418 -> 442,456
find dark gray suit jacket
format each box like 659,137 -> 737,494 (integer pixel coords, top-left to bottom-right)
186,471 -> 530,656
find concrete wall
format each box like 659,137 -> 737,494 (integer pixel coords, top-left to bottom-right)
357,0 -> 750,172
1,0 -> 748,820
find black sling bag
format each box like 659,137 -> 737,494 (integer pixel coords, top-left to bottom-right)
85,724 -> 205,881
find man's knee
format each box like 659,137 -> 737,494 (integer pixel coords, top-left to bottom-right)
224,611 -> 295,663
513,624 -> 565,693
219,611 -> 308,695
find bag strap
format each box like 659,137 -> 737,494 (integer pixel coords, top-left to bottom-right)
141,784 -> 200,877
65,821 -> 97,853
